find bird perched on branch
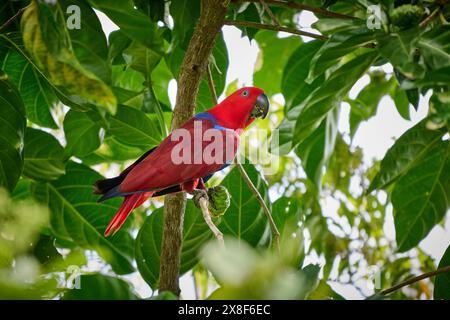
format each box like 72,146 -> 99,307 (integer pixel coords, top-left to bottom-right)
94,87 -> 269,236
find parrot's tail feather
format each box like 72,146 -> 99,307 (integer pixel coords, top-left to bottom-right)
93,176 -> 125,195
104,192 -> 152,237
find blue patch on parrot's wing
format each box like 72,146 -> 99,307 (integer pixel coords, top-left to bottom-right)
194,112 -> 232,131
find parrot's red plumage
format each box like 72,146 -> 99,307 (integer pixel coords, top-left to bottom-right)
94,87 -> 269,236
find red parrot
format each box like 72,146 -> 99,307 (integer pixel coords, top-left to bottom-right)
94,87 -> 269,236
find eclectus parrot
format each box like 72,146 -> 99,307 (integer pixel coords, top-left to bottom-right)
94,87 -> 269,237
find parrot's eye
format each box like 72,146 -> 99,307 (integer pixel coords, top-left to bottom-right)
241,90 -> 249,97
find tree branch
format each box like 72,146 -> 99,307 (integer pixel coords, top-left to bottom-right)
380,265 -> 450,296
0,6 -> 28,34
259,0 -> 280,26
159,0 -> 228,297
224,19 -> 329,40
419,7 -> 440,28
240,0 -> 357,20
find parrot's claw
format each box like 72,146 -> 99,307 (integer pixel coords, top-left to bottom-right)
193,189 -> 209,208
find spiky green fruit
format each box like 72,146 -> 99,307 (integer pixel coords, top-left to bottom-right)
207,186 -> 230,218
390,5 -> 424,29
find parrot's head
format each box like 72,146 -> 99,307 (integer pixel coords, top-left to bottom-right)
208,87 -> 269,130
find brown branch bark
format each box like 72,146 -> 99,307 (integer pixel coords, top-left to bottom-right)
241,0 -> 357,20
158,0 -> 228,296
380,265 -> 450,296
224,19 -> 329,40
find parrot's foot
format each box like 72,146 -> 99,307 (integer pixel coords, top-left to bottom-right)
192,189 -> 209,208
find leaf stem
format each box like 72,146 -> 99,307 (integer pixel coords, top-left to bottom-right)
241,0 -> 357,20
419,7 -> 441,28
198,196 -> 225,246
206,63 -> 218,105
224,19 -> 329,40
380,265 -> 450,296
0,6 -> 29,34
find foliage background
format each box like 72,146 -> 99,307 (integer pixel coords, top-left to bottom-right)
0,0 -> 449,299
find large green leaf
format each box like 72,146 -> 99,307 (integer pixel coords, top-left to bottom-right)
275,41 -> 324,155
31,161 -> 135,274
135,201 -> 212,289
307,28 -> 376,82
0,40 -> 57,128
296,107 -> 339,187
369,120 -> 446,191
123,40 -> 164,76
417,26 -> 450,71
347,72 -> 396,137
253,31 -> 301,96
376,28 -> 423,79
89,0 -> 161,49
21,1 -> 117,113
23,128 -> 65,181
293,51 -> 378,146
63,110 -> 102,157
219,164 -> 269,247
392,141 -> 450,252
59,0 -> 111,83
0,73 -> 26,192
63,274 -> 138,300
108,104 -> 162,148
169,0 -> 200,48
434,245 -> 450,300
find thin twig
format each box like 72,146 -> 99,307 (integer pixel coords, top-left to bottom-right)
259,0 -> 280,26
234,159 -> 280,252
198,197 -> 225,247
241,0 -> 357,20
224,19 -> 329,40
380,265 -> 450,296
206,63 -> 218,105
419,7 -> 440,28
0,6 -> 28,34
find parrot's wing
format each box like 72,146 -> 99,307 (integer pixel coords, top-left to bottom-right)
119,117 -> 239,193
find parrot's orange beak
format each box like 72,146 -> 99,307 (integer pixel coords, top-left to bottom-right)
251,93 -> 270,119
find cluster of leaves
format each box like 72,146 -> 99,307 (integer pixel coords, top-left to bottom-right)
0,0 -> 449,299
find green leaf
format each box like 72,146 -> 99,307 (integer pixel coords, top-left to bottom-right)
376,28 -> 423,79
253,31 -> 301,96
23,128 -> 65,181
392,140 -> 450,252
307,28 -> 376,83
123,40 -> 164,76
196,33 -> 229,111
63,110 -> 102,157
62,274 -> 138,300
275,41 -> 323,155
31,161 -> 135,274
134,0 -> 165,22
170,0 -> 200,48
59,0 -> 111,83
417,26 -> 450,71
293,51 -> 377,146
135,201 -> 212,289
89,0 -> 161,49
0,39 -> 58,128
297,264 -> 320,299
80,136 -> 144,165
219,164 -> 269,247
296,107 -> 339,187
108,104 -> 162,147
21,1 -> 117,113
369,120 -> 446,191
434,245 -> 450,300
348,72 -> 395,137
0,73 -> 26,192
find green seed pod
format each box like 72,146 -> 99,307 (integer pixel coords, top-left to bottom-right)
207,186 -> 231,218
390,5 -> 424,29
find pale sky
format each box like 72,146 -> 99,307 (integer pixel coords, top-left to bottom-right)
95,10 -> 450,300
